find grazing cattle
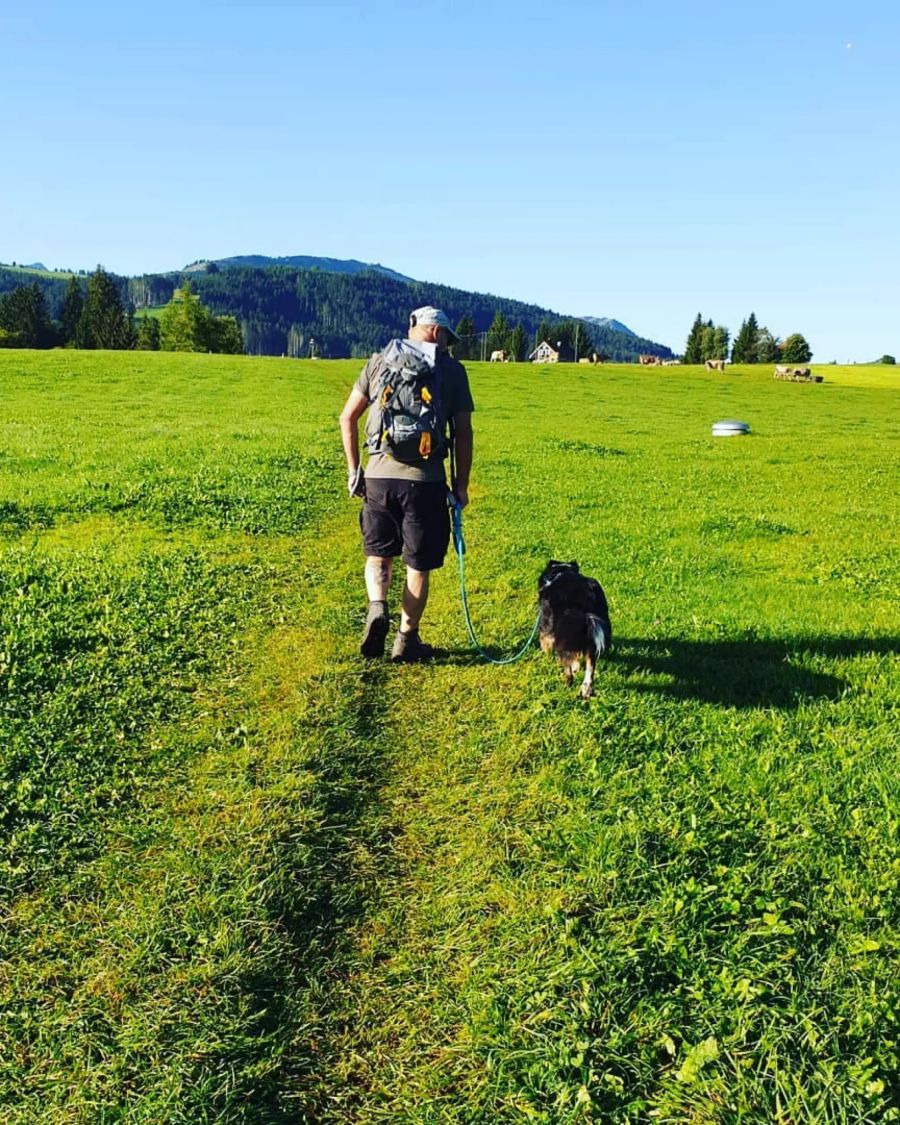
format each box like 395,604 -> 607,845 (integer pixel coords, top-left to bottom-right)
662,359 -> 682,366
705,359 -> 726,371
490,349 -> 509,363
774,365 -> 821,383
638,354 -> 662,366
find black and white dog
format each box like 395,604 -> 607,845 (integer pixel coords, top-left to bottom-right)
538,560 -> 612,699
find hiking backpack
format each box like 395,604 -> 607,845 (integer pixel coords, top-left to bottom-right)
364,339 -> 446,463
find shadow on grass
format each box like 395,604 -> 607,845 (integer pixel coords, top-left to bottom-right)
613,634 -> 899,709
434,643 -> 520,667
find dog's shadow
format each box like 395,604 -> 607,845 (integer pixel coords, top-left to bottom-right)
612,634 -> 899,710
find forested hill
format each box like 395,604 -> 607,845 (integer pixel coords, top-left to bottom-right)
179,268 -> 673,360
0,263 -> 673,361
186,255 -> 414,283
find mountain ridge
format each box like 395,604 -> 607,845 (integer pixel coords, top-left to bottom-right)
184,254 -> 414,284
583,315 -> 636,338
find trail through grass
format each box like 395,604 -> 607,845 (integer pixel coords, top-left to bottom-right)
1,351 -> 898,1122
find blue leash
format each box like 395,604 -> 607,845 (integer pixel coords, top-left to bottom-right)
450,499 -> 540,665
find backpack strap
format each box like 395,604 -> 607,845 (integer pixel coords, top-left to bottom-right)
448,415 -> 457,492
364,343 -> 410,453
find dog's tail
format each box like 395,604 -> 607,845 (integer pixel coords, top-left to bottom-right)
587,614 -> 612,657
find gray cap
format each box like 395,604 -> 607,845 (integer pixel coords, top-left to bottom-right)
409,305 -> 460,342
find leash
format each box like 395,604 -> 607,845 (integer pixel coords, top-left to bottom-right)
450,498 -> 540,665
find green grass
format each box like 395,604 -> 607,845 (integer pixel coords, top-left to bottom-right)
1,351 -> 898,1122
0,264 -> 78,280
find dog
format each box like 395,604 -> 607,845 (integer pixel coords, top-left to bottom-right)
538,560 -> 612,699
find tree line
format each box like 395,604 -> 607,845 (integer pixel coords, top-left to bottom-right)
451,312 -> 618,362
0,269 -> 242,354
684,312 -> 812,364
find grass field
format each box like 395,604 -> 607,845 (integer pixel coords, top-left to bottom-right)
1,349 -> 898,1123
0,265 -> 78,280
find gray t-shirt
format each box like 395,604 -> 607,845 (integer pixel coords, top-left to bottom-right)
355,341 -> 475,482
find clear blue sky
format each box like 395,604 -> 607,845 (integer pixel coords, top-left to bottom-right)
3,0 -> 897,360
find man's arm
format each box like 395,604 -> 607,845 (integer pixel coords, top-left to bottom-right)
339,387 -> 369,472
452,411 -> 473,508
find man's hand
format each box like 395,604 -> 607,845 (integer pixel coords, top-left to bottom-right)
453,487 -> 469,509
348,466 -> 366,498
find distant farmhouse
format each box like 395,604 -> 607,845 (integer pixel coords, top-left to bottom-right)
529,340 -> 609,364
529,340 -> 575,363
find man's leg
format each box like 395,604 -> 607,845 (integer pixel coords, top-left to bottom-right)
400,566 -> 429,632
365,555 -> 393,601
391,566 -> 435,662
360,556 -> 392,658
390,481 -> 449,663
359,477 -> 401,659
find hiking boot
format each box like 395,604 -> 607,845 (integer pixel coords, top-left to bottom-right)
360,600 -> 389,658
390,628 -> 434,664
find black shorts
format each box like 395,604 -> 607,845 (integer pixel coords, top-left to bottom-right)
360,478 -> 451,572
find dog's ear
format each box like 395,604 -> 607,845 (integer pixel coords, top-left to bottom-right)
569,560 -> 580,572
548,559 -> 561,568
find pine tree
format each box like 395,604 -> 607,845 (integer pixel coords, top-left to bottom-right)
0,284 -> 57,347
83,267 -> 134,348
136,316 -> 161,350
60,276 -> 85,344
486,310 -> 510,357
712,326 -> 730,361
453,315 -> 476,360
684,313 -> 704,364
731,312 -> 760,363
781,333 -> 812,363
508,324 -> 527,361
699,325 -> 716,362
73,307 -> 93,349
536,319 -> 554,351
159,282 -> 213,351
546,320 -> 578,355
731,319 -> 747,362
208,315 -> 243,354
746,312 -> 760,362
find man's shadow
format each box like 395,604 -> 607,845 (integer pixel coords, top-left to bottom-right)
610,634 -> 899,710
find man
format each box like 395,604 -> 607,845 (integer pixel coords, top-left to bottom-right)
339,306 -> 474,662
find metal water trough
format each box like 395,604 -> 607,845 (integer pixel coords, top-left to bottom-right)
712,419 -> 751,437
